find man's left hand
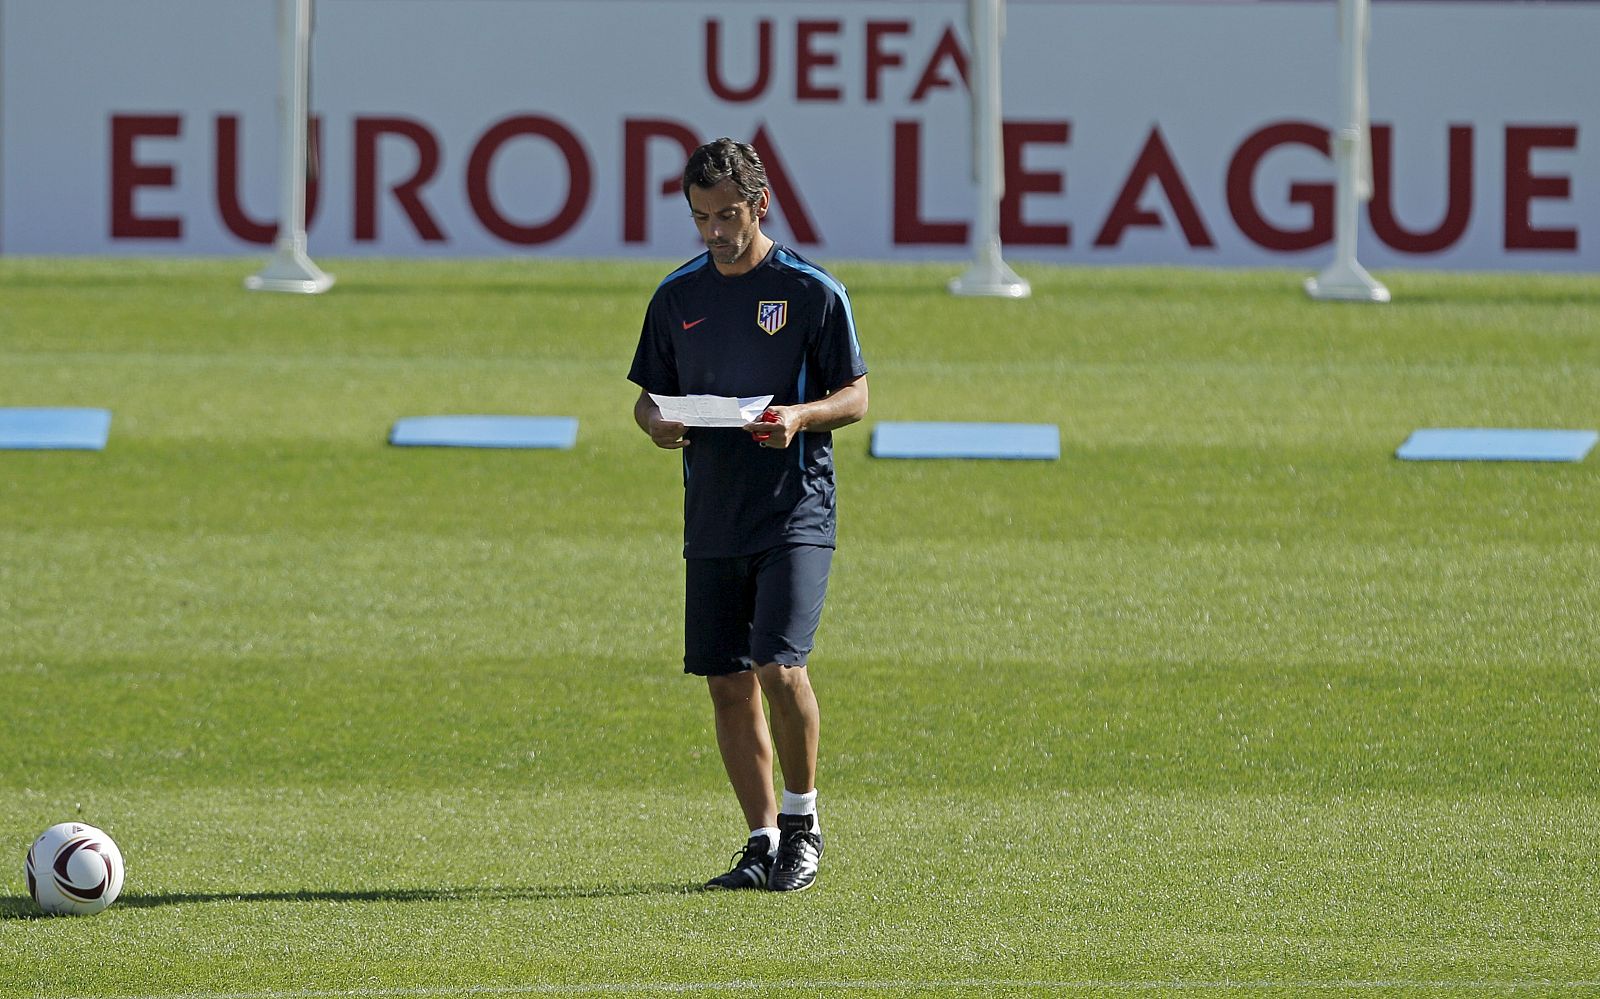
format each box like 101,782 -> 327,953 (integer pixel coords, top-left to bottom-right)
746,407 -> 797,449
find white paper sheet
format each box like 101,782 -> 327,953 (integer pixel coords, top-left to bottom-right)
649,393 -> 773,428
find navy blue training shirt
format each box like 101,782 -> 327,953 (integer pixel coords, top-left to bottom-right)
629,244 -> 868,559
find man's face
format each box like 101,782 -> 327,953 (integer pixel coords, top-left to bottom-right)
688,179 -> 768,272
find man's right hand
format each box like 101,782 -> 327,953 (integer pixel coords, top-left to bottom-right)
648,416 -> 689,450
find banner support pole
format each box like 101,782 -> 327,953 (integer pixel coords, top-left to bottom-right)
247,0 -> 333,294
1306,0 -> 1388,303
950,0 -> 1029,299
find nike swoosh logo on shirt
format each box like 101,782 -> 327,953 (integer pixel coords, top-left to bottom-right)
681,317 -> 707,330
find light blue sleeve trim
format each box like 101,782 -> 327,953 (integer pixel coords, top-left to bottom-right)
775,249 -> 862,360
795,359 -> 808,470
657,254 -> 709,290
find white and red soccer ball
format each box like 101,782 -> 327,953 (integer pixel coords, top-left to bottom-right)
25,822 -> 124,916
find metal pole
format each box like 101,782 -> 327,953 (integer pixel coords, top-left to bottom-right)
247,0 -> 333,294
949,0 -> 1029,298
1306,0 -> 1388,302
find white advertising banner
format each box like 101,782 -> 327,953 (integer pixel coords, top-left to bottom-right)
1,0 -> 1595,270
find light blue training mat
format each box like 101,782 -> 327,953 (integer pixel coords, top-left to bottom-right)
871,422 -> 1060,460
0,407 -> 112,450
1396,428 -> 1598,463
389,415 -> 578,449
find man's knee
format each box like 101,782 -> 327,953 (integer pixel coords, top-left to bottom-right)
754,662 -> 811,700
707,671 -> 761,711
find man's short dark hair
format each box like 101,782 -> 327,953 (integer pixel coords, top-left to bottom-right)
682,138 -> 768,206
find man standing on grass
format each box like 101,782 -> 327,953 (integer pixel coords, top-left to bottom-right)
628,138 -> 869,893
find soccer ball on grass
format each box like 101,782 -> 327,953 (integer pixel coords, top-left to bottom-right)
25,822 -> 125,916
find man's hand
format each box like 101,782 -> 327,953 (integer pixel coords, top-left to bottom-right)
744,407 -> 797,449
635,388 -> 689,450
649,414 -> 690,450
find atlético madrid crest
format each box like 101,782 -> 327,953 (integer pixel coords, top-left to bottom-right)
757,300 -> 788,335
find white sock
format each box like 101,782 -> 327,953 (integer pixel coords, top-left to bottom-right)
781,788 -> 819,829
749,826 -> 779,855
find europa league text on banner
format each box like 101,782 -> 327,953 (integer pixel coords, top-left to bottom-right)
1,0 -> 1593,271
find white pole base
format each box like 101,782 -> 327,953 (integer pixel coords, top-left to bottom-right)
949,256 -> 1031,299
1305,259 -> 1389,303
245,244 -> 334,294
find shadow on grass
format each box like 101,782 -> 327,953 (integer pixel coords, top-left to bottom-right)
327,277 -> 653,300
1355,273 -> 1600,308
0,882 -> 697,918
0,272 -> 221,292
0,897 -> 47,921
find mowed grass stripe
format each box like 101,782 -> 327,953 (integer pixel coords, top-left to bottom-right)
5,790 -> 1598,985
52,979 -> 1600,999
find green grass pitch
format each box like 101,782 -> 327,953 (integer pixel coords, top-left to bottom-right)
1,258 -> 1598,998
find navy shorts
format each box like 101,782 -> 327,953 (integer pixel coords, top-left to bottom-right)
683,544 -> 835,676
